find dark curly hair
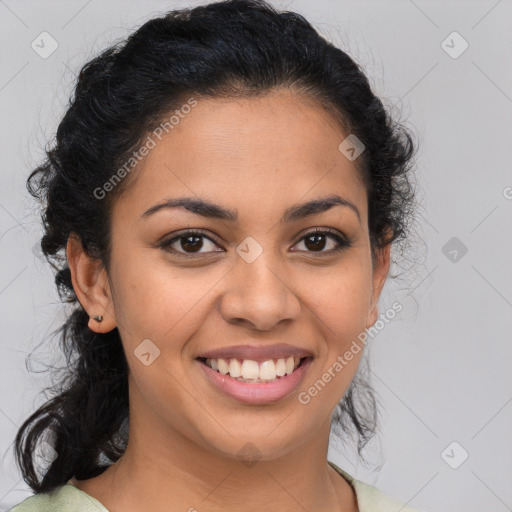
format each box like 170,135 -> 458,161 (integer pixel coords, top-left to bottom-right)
15,0 -> 417,493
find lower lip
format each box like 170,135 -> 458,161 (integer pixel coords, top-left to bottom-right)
196,357 -> 313,405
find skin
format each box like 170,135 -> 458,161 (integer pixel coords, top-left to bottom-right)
66,88 -> 391,512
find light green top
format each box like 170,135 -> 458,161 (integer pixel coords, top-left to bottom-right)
9,461 -> 420,512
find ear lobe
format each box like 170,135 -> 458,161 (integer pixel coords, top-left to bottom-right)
66,233 -> 117,333
366,242 -> 392,329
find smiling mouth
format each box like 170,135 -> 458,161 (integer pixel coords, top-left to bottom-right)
196,356 -> 309,383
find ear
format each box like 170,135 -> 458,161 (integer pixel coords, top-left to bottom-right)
366,240 -> 392,329
66,233 -> 117,333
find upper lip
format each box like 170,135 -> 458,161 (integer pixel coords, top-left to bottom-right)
196,343 -> 314,362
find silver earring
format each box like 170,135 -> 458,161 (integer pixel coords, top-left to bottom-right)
92,315 -> 103,322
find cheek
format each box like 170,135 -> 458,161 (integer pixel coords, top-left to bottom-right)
109,251 -> 223,354
298,272 -> 371,412
109,256 -> 210,412
307,259 -> 373,342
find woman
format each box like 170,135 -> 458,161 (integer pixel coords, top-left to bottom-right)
11,1 -> 420,510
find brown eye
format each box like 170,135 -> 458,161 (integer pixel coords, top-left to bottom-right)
292,229 -> 351,254
304,233 -> 328,251
160,230 -> 223,256
180,234 -> 205,253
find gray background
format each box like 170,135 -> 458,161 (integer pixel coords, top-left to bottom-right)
1,1 -> 511,511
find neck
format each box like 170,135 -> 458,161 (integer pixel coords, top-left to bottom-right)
71,389 -> 358,512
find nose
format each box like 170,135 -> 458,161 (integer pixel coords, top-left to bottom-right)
219,251 -> 301,331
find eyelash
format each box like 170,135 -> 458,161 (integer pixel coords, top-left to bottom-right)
159,228 -> 352,258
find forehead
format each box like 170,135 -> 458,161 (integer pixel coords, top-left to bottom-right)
113,89 -> 367,223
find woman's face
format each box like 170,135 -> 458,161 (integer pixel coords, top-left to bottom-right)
86,89 -> 389,460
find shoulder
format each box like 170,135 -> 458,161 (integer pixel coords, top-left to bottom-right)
8,484 -> 109,512
10,467 -> 425,512
328,461 -> 424,512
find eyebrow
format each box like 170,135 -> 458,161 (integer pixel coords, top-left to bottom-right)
140,194 -> 361,224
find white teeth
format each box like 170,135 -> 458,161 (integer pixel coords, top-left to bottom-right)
229,358 -> 242,378
259,360 -> 276,380
218,358 -> 229,375
275,358 -> 286,376
204,356 -> 303,381
241,359 -> 259,379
